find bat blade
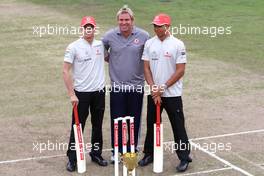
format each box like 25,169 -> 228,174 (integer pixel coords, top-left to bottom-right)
73,123 -> 86,173
153,103 -> 163,173
153,123 -> 163,173
73,104 -> 86,173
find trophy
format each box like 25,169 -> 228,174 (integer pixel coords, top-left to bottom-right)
122,152 -> 138,176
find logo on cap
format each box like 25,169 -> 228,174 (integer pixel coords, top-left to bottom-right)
80,16 -> 96,27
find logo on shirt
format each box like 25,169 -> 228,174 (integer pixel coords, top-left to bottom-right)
133,38 -> 140,44
181,49 -> 186,56
76,53 -> 91,62
164,51 -> 172,58
96,49 -> 102,55
151,51 -> 159,60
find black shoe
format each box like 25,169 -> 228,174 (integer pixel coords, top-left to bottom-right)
66,161 -> 76,172
176,157 -> 192,172
138,154 -> 153,167
89,153 -> 108,166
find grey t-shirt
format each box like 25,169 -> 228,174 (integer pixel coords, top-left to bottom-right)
102,27 -> 149,89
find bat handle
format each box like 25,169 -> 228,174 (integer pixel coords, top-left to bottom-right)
73,104 -> 80,125
156,103 -> 160,125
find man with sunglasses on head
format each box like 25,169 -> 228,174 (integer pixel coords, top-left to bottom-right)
102,5 -> 149,163
63,16 -> 108,172
138,13 -> 192,172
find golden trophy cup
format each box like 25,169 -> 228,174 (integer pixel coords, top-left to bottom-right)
122,152 -> 138,176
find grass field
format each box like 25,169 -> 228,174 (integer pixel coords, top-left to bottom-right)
0,0 -> 263,176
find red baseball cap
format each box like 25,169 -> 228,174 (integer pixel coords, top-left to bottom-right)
152,13 -> 171,26
80,16 -> 96,27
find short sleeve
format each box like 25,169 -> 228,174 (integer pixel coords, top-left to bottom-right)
144,31 -> 150,41
64,44 -> 75,63
175,41 -> 187,64
141,40 -> 150,61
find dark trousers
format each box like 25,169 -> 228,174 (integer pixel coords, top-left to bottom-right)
110,91 -> 144,154
67,89 -> 105,163
143,95 -> 190,161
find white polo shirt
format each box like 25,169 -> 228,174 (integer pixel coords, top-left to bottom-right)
142,35 -> 187,97
64,38 -> 106,92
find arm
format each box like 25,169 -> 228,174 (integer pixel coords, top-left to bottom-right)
63,62 -> 78,105
165,63 -> 185,88
104,46 -> 109,63
105,55 -> 109,62
151,64 -> 185,99
151,63 -> 185,99
144,60 -> 155,88
164,41 -> 187,88
144,60 -> 162,104
102,34 -> 110,62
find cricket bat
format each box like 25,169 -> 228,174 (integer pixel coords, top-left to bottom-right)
73,104 -> 86,173
153,103 -> 163,173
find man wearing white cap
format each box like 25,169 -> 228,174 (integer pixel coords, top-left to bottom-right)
63,16 -> 108,172
138,13 -> 192,172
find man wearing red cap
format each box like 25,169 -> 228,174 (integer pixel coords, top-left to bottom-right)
138,13 -> 192,172
63,16 -> 108,172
